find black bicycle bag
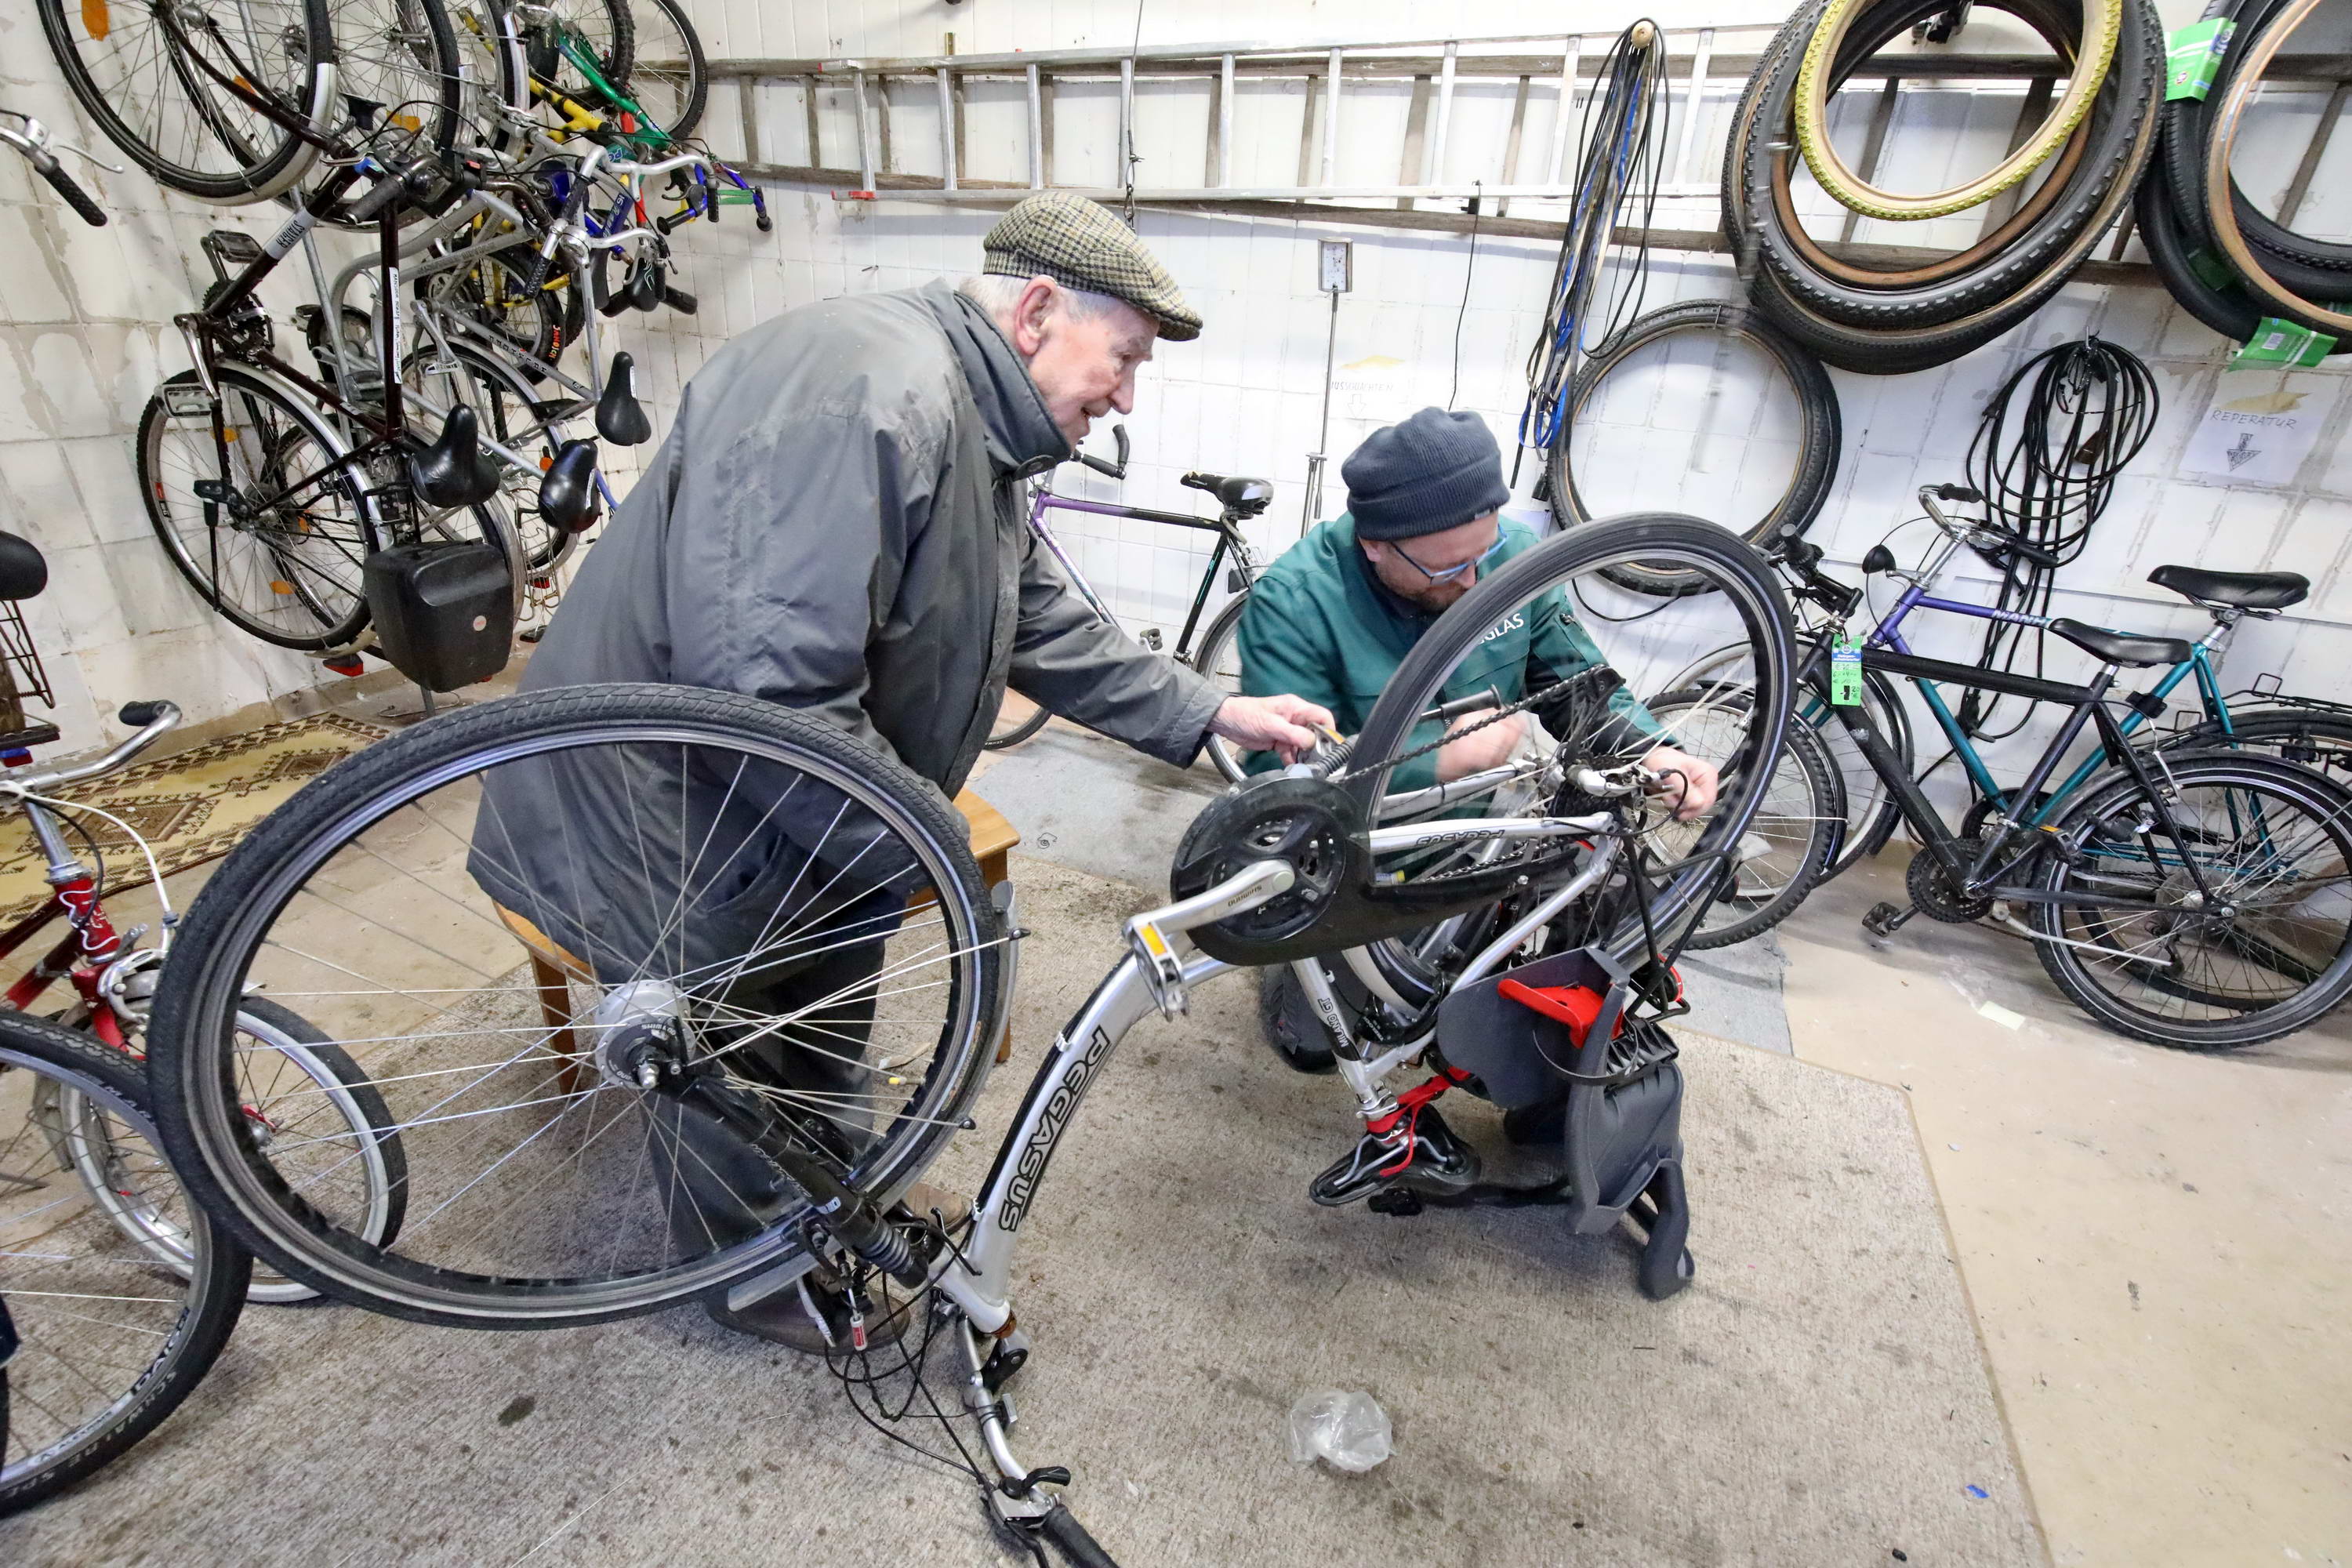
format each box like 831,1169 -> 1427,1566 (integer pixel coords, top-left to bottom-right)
362,542 -> 514,691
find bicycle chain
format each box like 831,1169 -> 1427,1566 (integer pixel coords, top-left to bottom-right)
1331,668 -> 1613,783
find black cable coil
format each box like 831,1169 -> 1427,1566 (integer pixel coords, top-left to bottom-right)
1953,335 -> 2159,739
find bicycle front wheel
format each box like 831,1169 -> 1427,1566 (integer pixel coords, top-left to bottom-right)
1344,515 -> 1797,968
1650,687 -> 1845,950
37,0 -> 329,202
2028,750 -> 2352,1049
1189,590 -> 1253,784
138,365 -> 377,651
150,684 -> 1004,1327
0,1013 -> 249,1516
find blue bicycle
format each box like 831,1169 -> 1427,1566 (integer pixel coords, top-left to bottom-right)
1723,485 -> 2352,1048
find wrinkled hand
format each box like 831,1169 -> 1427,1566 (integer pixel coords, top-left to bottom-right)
1641,744 -> 1719,821
1436,710 -> 1526,783
1211,693 -> 1336,765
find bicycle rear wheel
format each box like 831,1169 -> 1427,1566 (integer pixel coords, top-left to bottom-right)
138,365 -> 377,651
0,1013 -> 249,1515
38,0 -> 330,202
984,691 -> 1052,750
306,0 -> 467,227
1188,591 -> 1253,784
1343,515 -> 1796,968
2028,750 -> 2352,1048
149,684 -> 1004,1327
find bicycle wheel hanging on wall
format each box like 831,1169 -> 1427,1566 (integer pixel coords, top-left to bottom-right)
1552,300 -> 1842,597
37,0 -> 332,203
1723,0 -> 2161,375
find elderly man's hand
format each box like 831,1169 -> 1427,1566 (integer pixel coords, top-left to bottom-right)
1641,745 -> 1720,821
1211,694 -> 1335,765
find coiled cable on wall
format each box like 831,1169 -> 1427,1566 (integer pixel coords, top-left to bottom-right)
1519,20 -> 1668,470
1954,335 -> 2159,739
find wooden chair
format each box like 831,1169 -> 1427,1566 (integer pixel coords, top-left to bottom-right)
503,789 -> 1022,1089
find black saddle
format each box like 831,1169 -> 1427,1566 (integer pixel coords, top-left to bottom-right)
1180,470 -> 1273,519
2047,618 -> 2192,670
409,405 -> 502,510
0,532 -> 48,601
596,350 -> 652,447
2147,564 -> 2308,612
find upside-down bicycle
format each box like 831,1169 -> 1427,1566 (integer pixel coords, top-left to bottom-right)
144,515 -> 1795,1560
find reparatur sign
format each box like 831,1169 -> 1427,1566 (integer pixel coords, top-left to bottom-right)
2180,383 -> 2332,486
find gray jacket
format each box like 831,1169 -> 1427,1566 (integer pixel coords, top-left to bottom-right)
470,280 -> 1222,977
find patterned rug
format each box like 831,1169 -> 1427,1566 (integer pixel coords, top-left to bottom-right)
0,713 -> 387,922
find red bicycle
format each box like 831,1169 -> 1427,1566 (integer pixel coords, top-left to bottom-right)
0,530 -> 406,1304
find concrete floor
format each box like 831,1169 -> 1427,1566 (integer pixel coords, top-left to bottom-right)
974,720 -> 2352,1568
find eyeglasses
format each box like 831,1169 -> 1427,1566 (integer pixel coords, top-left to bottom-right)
1388,532 -> 1509,585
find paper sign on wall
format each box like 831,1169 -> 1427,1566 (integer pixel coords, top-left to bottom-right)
2180,384 -> 2328,486
1333,354 -> 1410,423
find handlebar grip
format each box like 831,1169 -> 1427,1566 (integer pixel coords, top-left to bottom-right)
1077,452 -> 1122,478
660,285 -> 697,315
1986,530 -> 2062,568
117,700 -> 176,729
1036,1507 -> 1121,1568
1930,483 -> 1984,503
343,159 -> 423,224
33,153 -> 107,227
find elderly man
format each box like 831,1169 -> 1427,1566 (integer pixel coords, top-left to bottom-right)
495,193 -> 1330,1348
1236,406 -> 1717,1073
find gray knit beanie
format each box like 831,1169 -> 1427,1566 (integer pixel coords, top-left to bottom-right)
1341,408 -> 1511,541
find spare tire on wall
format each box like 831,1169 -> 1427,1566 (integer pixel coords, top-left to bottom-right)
1549,300 -> 1842,597
1723,0 -> 2163,374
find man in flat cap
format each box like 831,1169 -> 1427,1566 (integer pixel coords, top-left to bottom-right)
494,193 -> 1330,1348
1236,407 -> 1718,1073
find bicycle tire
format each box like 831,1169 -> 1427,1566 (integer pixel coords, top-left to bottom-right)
1551,300 -> 1842,597
1344,515 -> 1797,968
629,0 -> 709,143
37,0 -> 330,203
0,1011 -> 249,1516
137,365 -> 379,651
531,0 -> 634,102
985,692 -> 1054,750
1189,590 -> 1254,784
2158,708 -> 2352,789
2027,750 -> 2352,1048
1726,0 -> 2162,365
149,682 -> 1004,1327
1661,689 -> 1844,950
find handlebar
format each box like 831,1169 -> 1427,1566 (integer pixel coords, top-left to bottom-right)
1076,424 -> 1130,481
5,701 -> 181,795
1917,485 -> 2062,569
2,117 -> 109,227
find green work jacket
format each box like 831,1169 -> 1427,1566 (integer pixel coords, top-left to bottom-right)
1234,514 -> 1653,792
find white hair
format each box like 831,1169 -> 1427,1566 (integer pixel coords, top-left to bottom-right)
957,273 -> 1129,328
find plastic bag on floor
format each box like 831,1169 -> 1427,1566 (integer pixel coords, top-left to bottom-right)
1286,1388 -> 1392,1472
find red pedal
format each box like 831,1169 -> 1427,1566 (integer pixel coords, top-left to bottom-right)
322,653 -> 365,677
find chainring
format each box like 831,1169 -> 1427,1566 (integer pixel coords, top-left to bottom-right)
1907,843 -> 1994,923
1168,775 -> 1358,946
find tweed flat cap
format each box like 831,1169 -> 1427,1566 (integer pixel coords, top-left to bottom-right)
982,192 -> 1201,342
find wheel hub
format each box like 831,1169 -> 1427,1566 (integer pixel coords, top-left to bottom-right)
590,979 -> 691,1091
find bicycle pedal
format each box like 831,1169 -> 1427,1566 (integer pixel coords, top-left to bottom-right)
1366,1189 -> 1425,1218
1861,900 -> 1916,946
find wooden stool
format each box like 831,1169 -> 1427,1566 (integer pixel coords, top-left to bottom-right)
497,790 -> 1022,1083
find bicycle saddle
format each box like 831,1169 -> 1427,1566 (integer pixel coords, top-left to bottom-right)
2147,564 -> 2309,612
0,532 -> 48,601
2045,619 -> 2193,670
1180,470 -> 1274,518
539,439 -> 601,535
597,351 -> 653,446
409,405 -> 502,510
